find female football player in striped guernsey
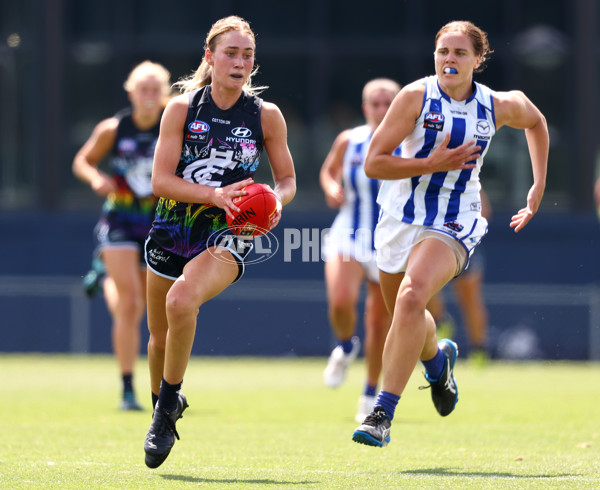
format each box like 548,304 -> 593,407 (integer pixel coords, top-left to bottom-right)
352,20 -> 548,447
320,79 -> 400,422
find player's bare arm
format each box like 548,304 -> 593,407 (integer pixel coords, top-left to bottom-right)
72,117 -> 119,196
494,90 -> 549,232
320,130 -> 350,208
365,80 -> 479,180
261,101 -> 296,210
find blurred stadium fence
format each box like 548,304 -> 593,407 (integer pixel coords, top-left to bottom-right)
0,276 -> 598,360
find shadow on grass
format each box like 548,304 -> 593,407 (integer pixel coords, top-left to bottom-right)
403,468 -> 578,479
162,474 -> 317,485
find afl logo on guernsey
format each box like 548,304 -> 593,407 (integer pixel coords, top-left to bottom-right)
189,120 -> 210,133
424,112 -> 445,131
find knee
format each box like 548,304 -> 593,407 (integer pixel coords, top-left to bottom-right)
330,301 -> 355,318
328,289 -> 358,313
116,290 -> 146,320
396,285 -> 428,314
148,335 -> 165,354
165,289 -> 199,326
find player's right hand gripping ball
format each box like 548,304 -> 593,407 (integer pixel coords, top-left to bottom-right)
226,183 -> 278,238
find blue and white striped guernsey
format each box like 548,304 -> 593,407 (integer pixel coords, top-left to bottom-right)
330,125 -> 401,248
378,75 -> 496,227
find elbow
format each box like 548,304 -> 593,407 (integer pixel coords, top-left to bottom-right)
318,169 -> 328,193
364,149 -> 389,179
72,158 -> 91,183
364,158 -> 378,179
364,167 -> 377,179
151,175 -> 165,198
529,110 -> 548,133
72,155 -> 84,179
537,112 -> 548,133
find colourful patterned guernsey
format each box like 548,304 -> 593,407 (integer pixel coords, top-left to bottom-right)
99,108 -> 161,240
149,86 -> 264,258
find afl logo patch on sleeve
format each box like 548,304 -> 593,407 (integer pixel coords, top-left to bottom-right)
424,112 -> 445,131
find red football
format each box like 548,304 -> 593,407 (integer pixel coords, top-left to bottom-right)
226,183 -> 278,237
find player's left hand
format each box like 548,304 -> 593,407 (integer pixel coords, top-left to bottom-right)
510,184 -> 544,232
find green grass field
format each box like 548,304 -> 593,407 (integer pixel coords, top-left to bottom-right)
1,355 -> 599,489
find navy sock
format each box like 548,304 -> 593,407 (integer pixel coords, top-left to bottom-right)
422,347 -> 445,381
340,338 -> 354,354
364,382 -> 377,397
157,378 -> 181,412
151,392 -> 159,410
375,390 -> 400,420
122,373 -> 133,395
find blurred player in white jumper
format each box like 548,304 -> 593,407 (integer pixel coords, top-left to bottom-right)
321,79 -> 401,422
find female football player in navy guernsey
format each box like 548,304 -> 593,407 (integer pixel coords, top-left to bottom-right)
143,16 -> 296,468
73,61 -> 172,412
352,20 -> 548,447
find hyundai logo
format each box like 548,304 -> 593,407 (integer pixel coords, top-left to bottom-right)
232,127 -> 252,138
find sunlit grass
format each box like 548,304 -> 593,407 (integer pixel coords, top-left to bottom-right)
1,355 -> 599,488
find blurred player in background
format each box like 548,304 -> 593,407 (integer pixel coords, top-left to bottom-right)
427,188 -> 492,363
73,61 -> 172,411
143,16 -> 296,469
320,79 -> 400,422
352,20 -> 548,448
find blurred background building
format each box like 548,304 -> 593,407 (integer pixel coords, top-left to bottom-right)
0,0 -> 598,359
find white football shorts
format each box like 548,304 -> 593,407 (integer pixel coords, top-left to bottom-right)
322,226 -> 380,283
374,210 -> 488,277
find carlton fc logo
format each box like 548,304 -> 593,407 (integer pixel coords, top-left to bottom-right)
231,126 -> 252,138
189,120 -> 210,133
